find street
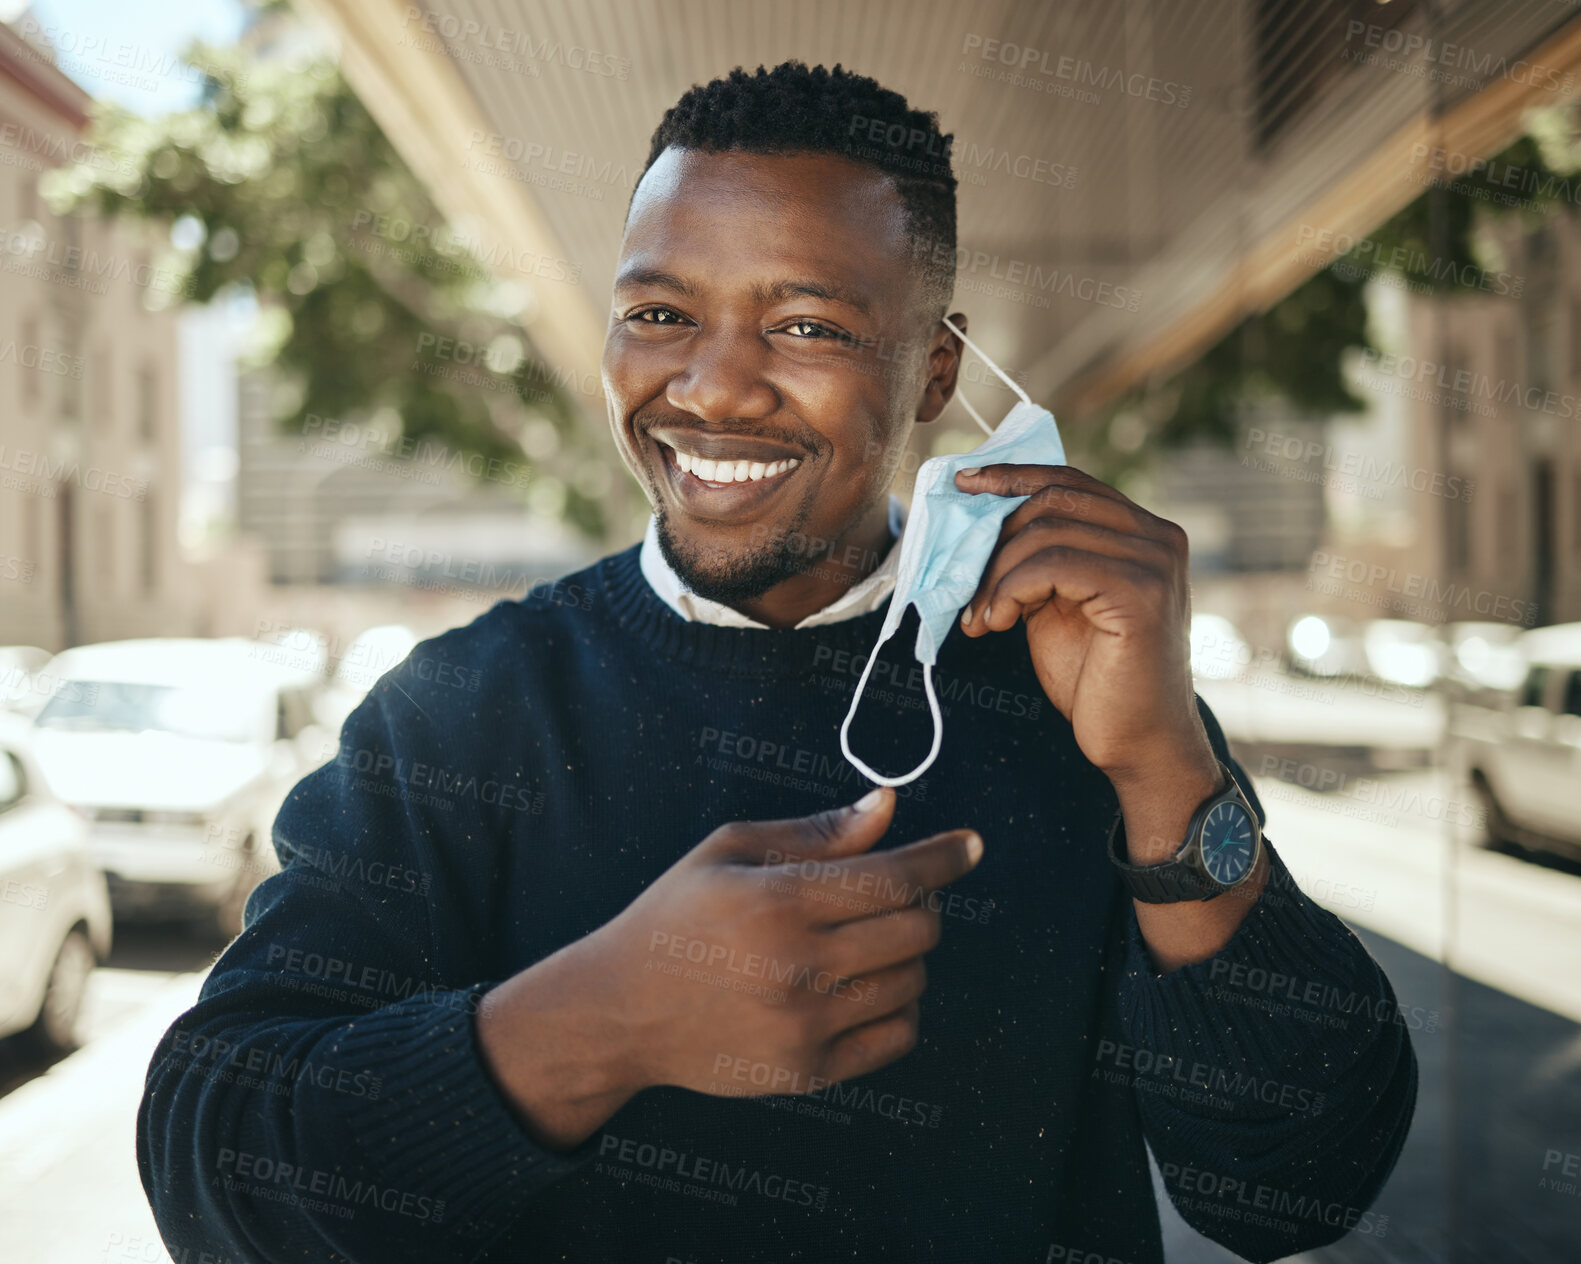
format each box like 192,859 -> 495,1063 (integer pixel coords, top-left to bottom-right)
2,771 -> 1578,1263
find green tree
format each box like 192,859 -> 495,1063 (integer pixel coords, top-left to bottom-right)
46,10 -> 607,537
1091,106 -> 1581,484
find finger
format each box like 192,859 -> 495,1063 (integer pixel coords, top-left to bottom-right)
952,462 -> 1063,496
822,958 -> 928,1033
819,999 -> 922,1083
961,519 -> 1167,633
697,787 -> 895,867
954,463 -> 1133,506
809,828 -> 983,917
976,547 -> 1153,634
822,905 -> 941,973
998,481 -> 1152,540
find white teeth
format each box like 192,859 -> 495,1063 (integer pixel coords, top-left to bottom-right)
665,444 -> 801,484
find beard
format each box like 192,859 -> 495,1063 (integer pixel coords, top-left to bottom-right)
653,503 -> 825,606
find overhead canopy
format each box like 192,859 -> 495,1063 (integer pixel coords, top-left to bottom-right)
298,0 -> 1581,428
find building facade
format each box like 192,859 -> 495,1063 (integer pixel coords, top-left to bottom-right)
0,20 -> 187,651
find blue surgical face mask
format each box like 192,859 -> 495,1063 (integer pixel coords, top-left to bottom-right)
840,317 -> 1066,786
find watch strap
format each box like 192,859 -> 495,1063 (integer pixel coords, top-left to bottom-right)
1106,760 -> 1249,904
1107,810 -> 1220,903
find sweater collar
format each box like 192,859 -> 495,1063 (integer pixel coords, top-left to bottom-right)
598,543 -> 897,677
637,494 -> 908,630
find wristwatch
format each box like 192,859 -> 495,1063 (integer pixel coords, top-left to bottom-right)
1107,760 -> 1262,903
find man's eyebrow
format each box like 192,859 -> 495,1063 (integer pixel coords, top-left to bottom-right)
612,269 -> 874,317
753,279 -> 873,316
612,266 -> 696,296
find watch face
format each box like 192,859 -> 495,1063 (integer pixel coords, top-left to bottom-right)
1200,800 -> 1256,886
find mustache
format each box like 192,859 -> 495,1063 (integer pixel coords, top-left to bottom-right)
635,408 -> 821,456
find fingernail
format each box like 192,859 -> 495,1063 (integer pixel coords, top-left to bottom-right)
854,788 -> 886,813
983,603 -> 993,624
959,467 -> 981,477
964,832 -> 984,864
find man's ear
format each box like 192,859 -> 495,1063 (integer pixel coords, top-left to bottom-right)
915,312 -> 968,424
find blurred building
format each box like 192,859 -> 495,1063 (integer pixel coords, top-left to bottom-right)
1407,213 -> 1581,628
233,369 -> 592,587
0,20 -> 187,650
1293,215 -> 1581,634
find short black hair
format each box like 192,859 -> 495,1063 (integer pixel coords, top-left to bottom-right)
637,60 -> 957,316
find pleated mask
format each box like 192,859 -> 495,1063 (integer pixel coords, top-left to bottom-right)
839,316 -> 1065,786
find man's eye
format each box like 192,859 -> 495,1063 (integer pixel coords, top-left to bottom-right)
782,320 -> 840,339
629,307 -> 688,325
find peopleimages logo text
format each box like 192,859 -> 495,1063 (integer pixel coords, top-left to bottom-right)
959,34 -> 1192,106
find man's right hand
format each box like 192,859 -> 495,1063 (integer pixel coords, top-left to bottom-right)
476,787 -> 982,1151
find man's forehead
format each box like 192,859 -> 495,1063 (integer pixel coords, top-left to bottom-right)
627,147 -> 908,244
620,147 -> 915,298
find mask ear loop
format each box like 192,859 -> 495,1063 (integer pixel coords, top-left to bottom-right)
941,316 -> 1035,435
839,623 -> 944,788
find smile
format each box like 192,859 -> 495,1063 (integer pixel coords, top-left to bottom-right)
661,442 -> 801,485
647,429 -> 808,521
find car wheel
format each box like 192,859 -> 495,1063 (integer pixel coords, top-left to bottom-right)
21,928 -> 95,1058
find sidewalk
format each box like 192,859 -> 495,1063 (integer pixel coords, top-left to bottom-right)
0,971 -> 203,1264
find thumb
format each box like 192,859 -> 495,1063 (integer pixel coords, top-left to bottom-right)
699,787 -> 897,867
789,786 -> 897,861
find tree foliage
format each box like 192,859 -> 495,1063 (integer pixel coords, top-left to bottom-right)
1091,106 -> 1581,483
47,17 -> 608,537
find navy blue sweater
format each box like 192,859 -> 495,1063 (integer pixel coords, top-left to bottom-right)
138,544 -> 1415,1262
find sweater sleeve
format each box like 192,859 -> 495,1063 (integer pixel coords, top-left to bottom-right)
1115,700 -> 1418,1263
137,662 -> 601,1264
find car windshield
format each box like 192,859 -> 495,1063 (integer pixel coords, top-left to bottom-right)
34,680 -> 270,744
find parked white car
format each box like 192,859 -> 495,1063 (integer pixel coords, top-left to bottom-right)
0,715 -> 111,1055
1453,622 -> 1581,862
312,624 -> 418,735
27,639 -> 326,936
0,645 -> 51,716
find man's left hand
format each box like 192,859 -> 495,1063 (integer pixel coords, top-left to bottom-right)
954,463 -> 1218,791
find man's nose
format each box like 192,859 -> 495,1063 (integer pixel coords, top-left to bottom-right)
665,330 -> 778,423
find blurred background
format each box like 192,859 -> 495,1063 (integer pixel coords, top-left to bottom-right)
0,0 -> 1578,1260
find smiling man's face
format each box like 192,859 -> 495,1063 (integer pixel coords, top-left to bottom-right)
602,147 -> 962,628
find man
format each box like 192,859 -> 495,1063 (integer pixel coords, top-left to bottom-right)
139,62 -> 1415,1263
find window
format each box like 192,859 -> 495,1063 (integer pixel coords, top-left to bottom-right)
1519,665 -> 1549,710
59,341 -> 81,421
1499,480 -> 1517,569
1496,323 -> 1517,390
1574,467 -> 1581,555
36,681 -> 270,745
141,490 -> 158,595
21,315 -> 38,409
60,214 -> 79,270
94,344 -> 112,432
1448,482 -> 1470,572
1564,670 -> 1581,719
98,499 -> 115,589
1524,237 -> 1554,396
1570,295 -> 1581,385
22,494 -> 38,565
136,363 -> 157,442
